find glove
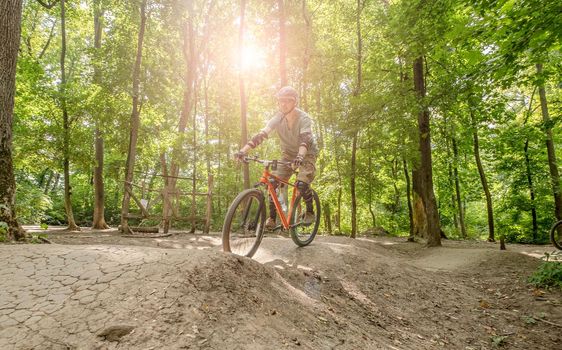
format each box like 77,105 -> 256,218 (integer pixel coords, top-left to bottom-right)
234,151 -> 247,162
292,154 -> 304,168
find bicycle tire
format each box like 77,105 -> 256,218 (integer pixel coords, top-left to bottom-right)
222,189 -> 266,257
290,189 -> 321,247
550,220 -> 562,250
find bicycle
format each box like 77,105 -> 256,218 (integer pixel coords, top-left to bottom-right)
549,220 -> 562,250
222,156 -> 321,257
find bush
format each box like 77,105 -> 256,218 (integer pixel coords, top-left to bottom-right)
0,221 -> 7,242
528,254 -> 562,290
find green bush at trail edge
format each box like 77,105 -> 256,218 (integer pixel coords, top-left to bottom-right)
528,255 -> 562,290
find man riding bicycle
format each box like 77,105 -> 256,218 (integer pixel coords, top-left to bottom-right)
234,86 -> 319,230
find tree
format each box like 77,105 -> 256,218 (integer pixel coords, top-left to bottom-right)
412,56 -> 441,246
536,63 -> 562,221
238,0 -> 249,189
58,0 -> 80,231
120,0 -> 147,234
0,0 -> 26,241
92,0 -> 109,229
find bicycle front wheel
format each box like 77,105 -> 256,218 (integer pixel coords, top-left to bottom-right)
550,220 -> 562,250
222,189 -> 266,257
290,189 -> 321,247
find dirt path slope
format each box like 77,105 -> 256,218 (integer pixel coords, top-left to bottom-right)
1,230 -> 560,349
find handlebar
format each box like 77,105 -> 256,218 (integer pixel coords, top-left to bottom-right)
242,156 -> 293,169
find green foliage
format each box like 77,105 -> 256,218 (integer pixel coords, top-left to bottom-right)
491,335 -> 508,347
7,0 -> 562,243
528,254 -> 562,289
0,221 -> 8,242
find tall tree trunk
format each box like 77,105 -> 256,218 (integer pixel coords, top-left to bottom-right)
403,159 -> 414,241
350,0 -> 364,238
452,136 -> 467,238
92,0 -> 108,229
333,128 -> 343,233
523,87 -> 538,241
470,109 -> 494,242
412,57 -> 441,246
301,0 -> 312,111
203,61 -> 212,234
278,0 -> 287,86
60,0 -> 79,231
536,63 -> 562,221
163,4 -> 197,232
120,0 -> 147,234
368,146 -> 376,229
43,170 -> 54,194
0,0 -> 26,241
447,162 -> 459,231
444,132 -> 458,232
239,0 -> 250,189
190,83 -> 198,233
524,140 -> 538,241
350,133 -> 358,238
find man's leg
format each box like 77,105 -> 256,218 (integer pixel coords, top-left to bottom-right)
295,180 -> 314,213
296,154 -> 317,222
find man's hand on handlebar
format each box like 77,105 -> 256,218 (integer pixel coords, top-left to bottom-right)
292,154 -> 304,169
234,151 -> 247,162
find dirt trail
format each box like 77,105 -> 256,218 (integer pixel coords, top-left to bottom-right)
0,228 -> 560,349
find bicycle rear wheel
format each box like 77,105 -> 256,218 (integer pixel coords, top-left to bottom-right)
550,220 -> 562,250
222,189 -> 266,257
290,189 -> 320,247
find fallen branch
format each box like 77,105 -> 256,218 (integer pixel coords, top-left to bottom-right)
535,317 -> 562,328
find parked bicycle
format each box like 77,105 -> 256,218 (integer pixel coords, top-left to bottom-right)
222,156 -> 321,257
549,220 -> 562,250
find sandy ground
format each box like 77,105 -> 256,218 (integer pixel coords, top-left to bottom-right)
0,226 -> 560,349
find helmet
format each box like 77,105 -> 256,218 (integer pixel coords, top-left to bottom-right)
276,86 -> 299,103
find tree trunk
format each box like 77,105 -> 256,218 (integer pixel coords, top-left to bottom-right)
412,57 -> 441,246
239,0 -> 250,189
470,109 -> 494,242
120,0 -> 147,234
523,88 -> 538,241
368,148 -> 376,229
190,83 -> 198,234
203,64 -> 212,234
0,0 -> 26,241
524,140 -> 538,241
278,0 -> 287,86
447,162 -> 459,231
92,0 -> 108,229
452,136 -> 467,238
43,170 -> 54,195
324,202 -> 332,234
163,3 -> 198,232
403,159 -> 414,241
301,0 -> 311,111
536,63 -> 562,221
350,133 -> 358,238
60,0 -> 79,231
350,0 -> 364,238
333,128 -> 343,233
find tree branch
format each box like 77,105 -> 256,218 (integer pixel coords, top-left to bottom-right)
36,0 -> 60,9
38,19 -> 57,59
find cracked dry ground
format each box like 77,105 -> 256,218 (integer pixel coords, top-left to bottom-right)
0,235 -> 561,350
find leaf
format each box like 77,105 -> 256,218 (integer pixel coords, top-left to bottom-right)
491,335 -> 508,347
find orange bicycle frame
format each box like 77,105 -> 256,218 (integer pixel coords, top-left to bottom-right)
258,166 -> 299,230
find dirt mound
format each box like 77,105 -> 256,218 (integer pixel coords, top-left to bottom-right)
116,237 -> 561,349
2,233 -> 560,349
